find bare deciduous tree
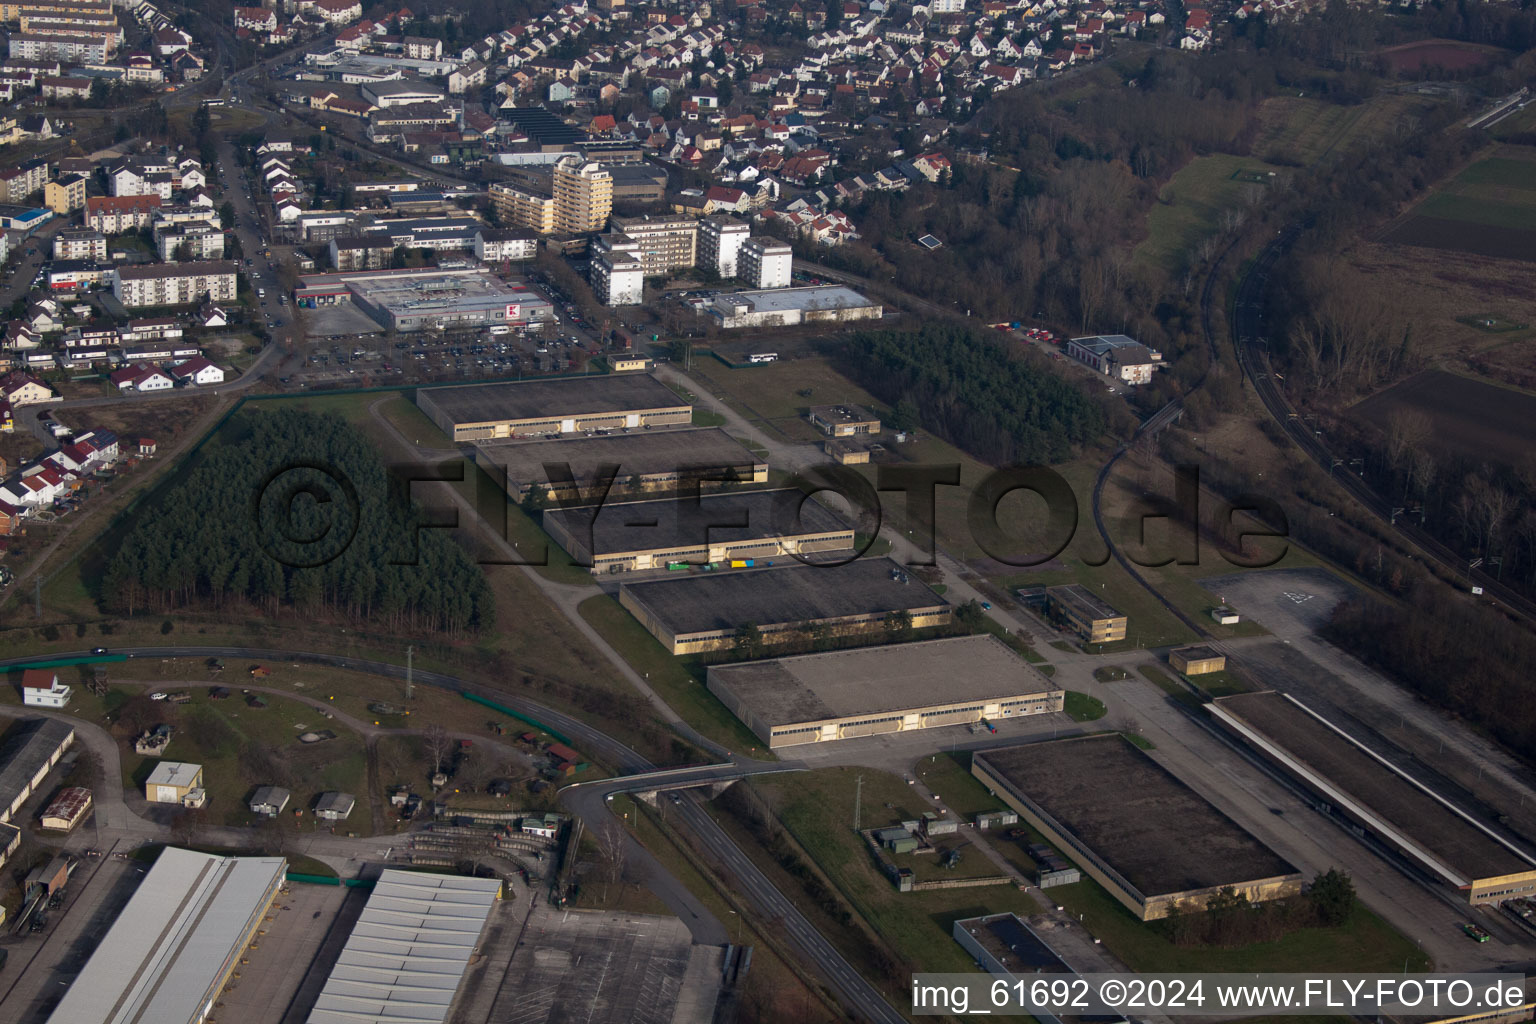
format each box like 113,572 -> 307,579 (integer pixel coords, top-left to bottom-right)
423,724 -> 452,776
596,818 -> 629,903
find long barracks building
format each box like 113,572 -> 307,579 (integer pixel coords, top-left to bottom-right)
542,487 -> 854,574
416,374 -> 691,442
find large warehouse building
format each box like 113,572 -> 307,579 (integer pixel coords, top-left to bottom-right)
707,635 -> 1062,748
973,735 -> 1303,920
1209,691 -> 1536,905
307,869 -> 503,1024
702,285 -> 882,329
472,427 -> 766,503
0,716 -> 75,823
293,266 -> 553,332
543,487 -> 855,574
46,847 -> 287,1024
416,374 -> 691,442
620,557 -> 952,654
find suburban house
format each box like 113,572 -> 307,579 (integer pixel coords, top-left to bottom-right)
21,669 -> 71,708
168,356 -> 224,387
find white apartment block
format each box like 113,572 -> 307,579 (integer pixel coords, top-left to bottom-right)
590,236 -> 644,306
157,224 -> 225,262
8,32 -> 109,61
53,229 -> 107,261
112,261 -> 238,308
698,216 -> 749,279
739,237 -> 793,290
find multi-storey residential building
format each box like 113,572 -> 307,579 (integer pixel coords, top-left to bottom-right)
112,261 -> 238,308
7,32 -> 109,61
328,235 -> 395,271
739,237 -> 793,289
157,223 -> 225,262
1,0 -> 113,20
86,194 -> 161,232
608,214 -> 697,276
43,172 -> 84,214
590,234 -> 643,305
488,180 -> 555,234
0,159 -> 47,202
553,156 -> 612,235
698,216 -> 749,279
474,228 -> 538,262
52,227 -> 106,261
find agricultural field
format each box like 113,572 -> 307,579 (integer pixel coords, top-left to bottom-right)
1379,147 -> 1536,261
1331,239 -> 1536,383
1349,369 -> 1536,468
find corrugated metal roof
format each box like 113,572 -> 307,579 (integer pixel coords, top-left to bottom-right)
46,847 -> 286,1024
307,870 -> 502,1024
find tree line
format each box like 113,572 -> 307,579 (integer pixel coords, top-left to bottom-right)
102,408 -> 494,633
1324,582 -> 1536,762
829,325 -> 1107,465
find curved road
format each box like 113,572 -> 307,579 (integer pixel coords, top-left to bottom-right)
0,645 -> 908,1023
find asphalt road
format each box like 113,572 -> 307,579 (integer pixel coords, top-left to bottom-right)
0,646 -> 909,1022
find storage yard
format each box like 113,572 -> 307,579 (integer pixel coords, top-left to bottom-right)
973,735 -> 1304,920
415,374 -> 691,441
619,557 -> 952,654
707,634 -> 1062,748
1209,691 -> 1536,905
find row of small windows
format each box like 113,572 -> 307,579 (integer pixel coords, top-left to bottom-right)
772,725 -> 824,737
922,705 -> 985,718
841,715 -> 903,729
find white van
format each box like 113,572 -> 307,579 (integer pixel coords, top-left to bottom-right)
488,324 -> 510,336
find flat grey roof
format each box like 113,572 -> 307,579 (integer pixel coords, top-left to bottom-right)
307,869 -> 503,1024
1173,645 -> 1223,662
474,427 -> 761,485
544,487 -> 851,555
47,847 -> 287,1024
1047,584 -> 1123,621
419,374 -> 686,426
621,557 -> 947,634
725,285 -> 873,314
1070,334 -> 1141,354
0,717 -> 74,812
976,735 -> 1298,898
809,403 -> 879,424
1212,692 -> 1533,881
709,635 -> 1048,726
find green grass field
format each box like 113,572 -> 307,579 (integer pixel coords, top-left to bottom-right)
1064,690 -> 1108,721
576,594 -> 772,754
1417,192 -> 1536,230
123,688 -> 374,834
1453,156 -> 1536,190
1051,877 -> 1432,973
754,767 -> 1046,984
1136,154 -> 1288,274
